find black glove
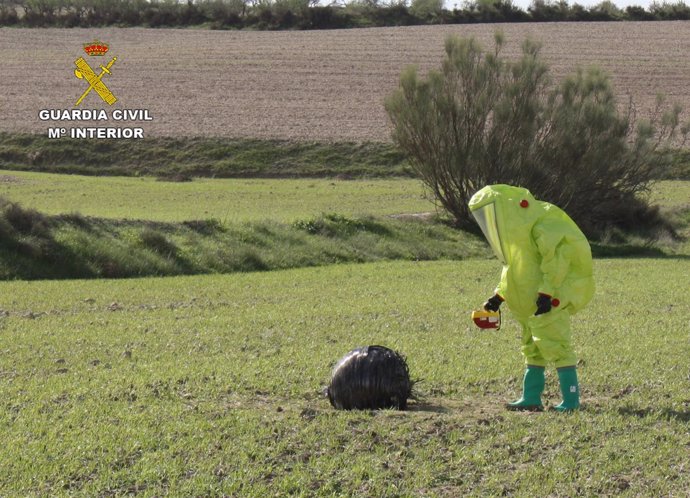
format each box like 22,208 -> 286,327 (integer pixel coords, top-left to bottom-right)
483,294 -> 504,312
535,294 -> 552,316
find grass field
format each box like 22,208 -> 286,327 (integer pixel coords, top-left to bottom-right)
649,180 -> 690,208
0,172 -> 687,280
1,259 -> 688,496
2,169 -> 688,224
2,19 -> 690,498
0,169 -> 431,223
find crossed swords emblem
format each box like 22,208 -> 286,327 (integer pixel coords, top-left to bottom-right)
73,56 -> 118,106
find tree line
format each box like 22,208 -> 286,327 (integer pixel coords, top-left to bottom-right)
0,0 -> 688,29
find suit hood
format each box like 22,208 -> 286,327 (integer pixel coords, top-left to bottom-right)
468,184 -> 547,265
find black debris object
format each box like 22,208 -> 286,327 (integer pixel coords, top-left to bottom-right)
327,345 -> 413,410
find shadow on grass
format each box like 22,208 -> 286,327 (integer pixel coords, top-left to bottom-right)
617,406 -> 690,422
590,242 -> 690,259
407,401 -> 451,414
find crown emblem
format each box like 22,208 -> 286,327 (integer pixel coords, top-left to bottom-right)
83,40 -> 109,57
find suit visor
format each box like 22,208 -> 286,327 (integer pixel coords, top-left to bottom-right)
472,203 -> 506,264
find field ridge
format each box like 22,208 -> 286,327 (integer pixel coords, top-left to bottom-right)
2,198 -> 686,280
0,133 -> 411,179
1,133 -> 688,180
0,201 -> 488,280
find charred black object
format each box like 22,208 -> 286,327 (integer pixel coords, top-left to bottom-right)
327,345 -> 413,410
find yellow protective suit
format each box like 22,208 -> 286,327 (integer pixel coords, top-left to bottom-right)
468,184 -> 594,368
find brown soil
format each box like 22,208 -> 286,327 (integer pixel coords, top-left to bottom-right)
1,22 -> 688,142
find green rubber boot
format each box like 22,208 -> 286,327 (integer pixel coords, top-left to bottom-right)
553,366 -> 580,412
506,365 -> 545,411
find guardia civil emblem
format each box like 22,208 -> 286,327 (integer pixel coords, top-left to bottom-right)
73,40 -> 118,106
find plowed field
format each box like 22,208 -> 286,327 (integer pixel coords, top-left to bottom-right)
1,22 -> 688,142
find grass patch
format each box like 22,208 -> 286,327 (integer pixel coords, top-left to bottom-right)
1,191 -> 688,280
2,133 -> 687,181
0,201 -> 486,280
0,133 -> 411,179
3,168 -> 687,228
658,148 -> 690,180
0,259 -> 688,495
0,170 -> 432,223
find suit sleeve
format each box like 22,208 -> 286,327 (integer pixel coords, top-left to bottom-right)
494,265 -> 509,300
532,219 -> 572,298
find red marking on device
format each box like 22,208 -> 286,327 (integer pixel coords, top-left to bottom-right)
471,310 -> 500,329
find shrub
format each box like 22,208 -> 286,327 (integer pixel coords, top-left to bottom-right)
0,198 -> 51,237
625,5 -> 655,20
139,227 -> 178,257
588,0 -> 624,20
0,5 -> 20,25
0,197 -> 61,263
650,0 -> 690,20
183,219 -> 226,235
306,6 -> 353,29
410,0 -> 442,20
385,33 -> 689,237
294,214 -> 392,238
528,0 -> 570,21
464,0 -> 528,22
202,0 -> 245,27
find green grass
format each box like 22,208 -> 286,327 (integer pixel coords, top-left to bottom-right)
1,139 -> 688,495
1,171 -> 687,225
0,259 -> 688,496
0,169 -> 432,223
0,132 -> 690,180
1,177 -> 688,281
646,180 -> 690,255
2,195 -> 686,281
2,133 -> 687,181
659,148 -> 690,180
0,200 -> 485,279
0,133 -> 410,179
648,179 -> 690,209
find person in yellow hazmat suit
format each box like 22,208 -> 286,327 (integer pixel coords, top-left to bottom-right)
468,184 -> 595,412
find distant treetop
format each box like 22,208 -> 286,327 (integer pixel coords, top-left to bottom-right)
1,0 -> 688,29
